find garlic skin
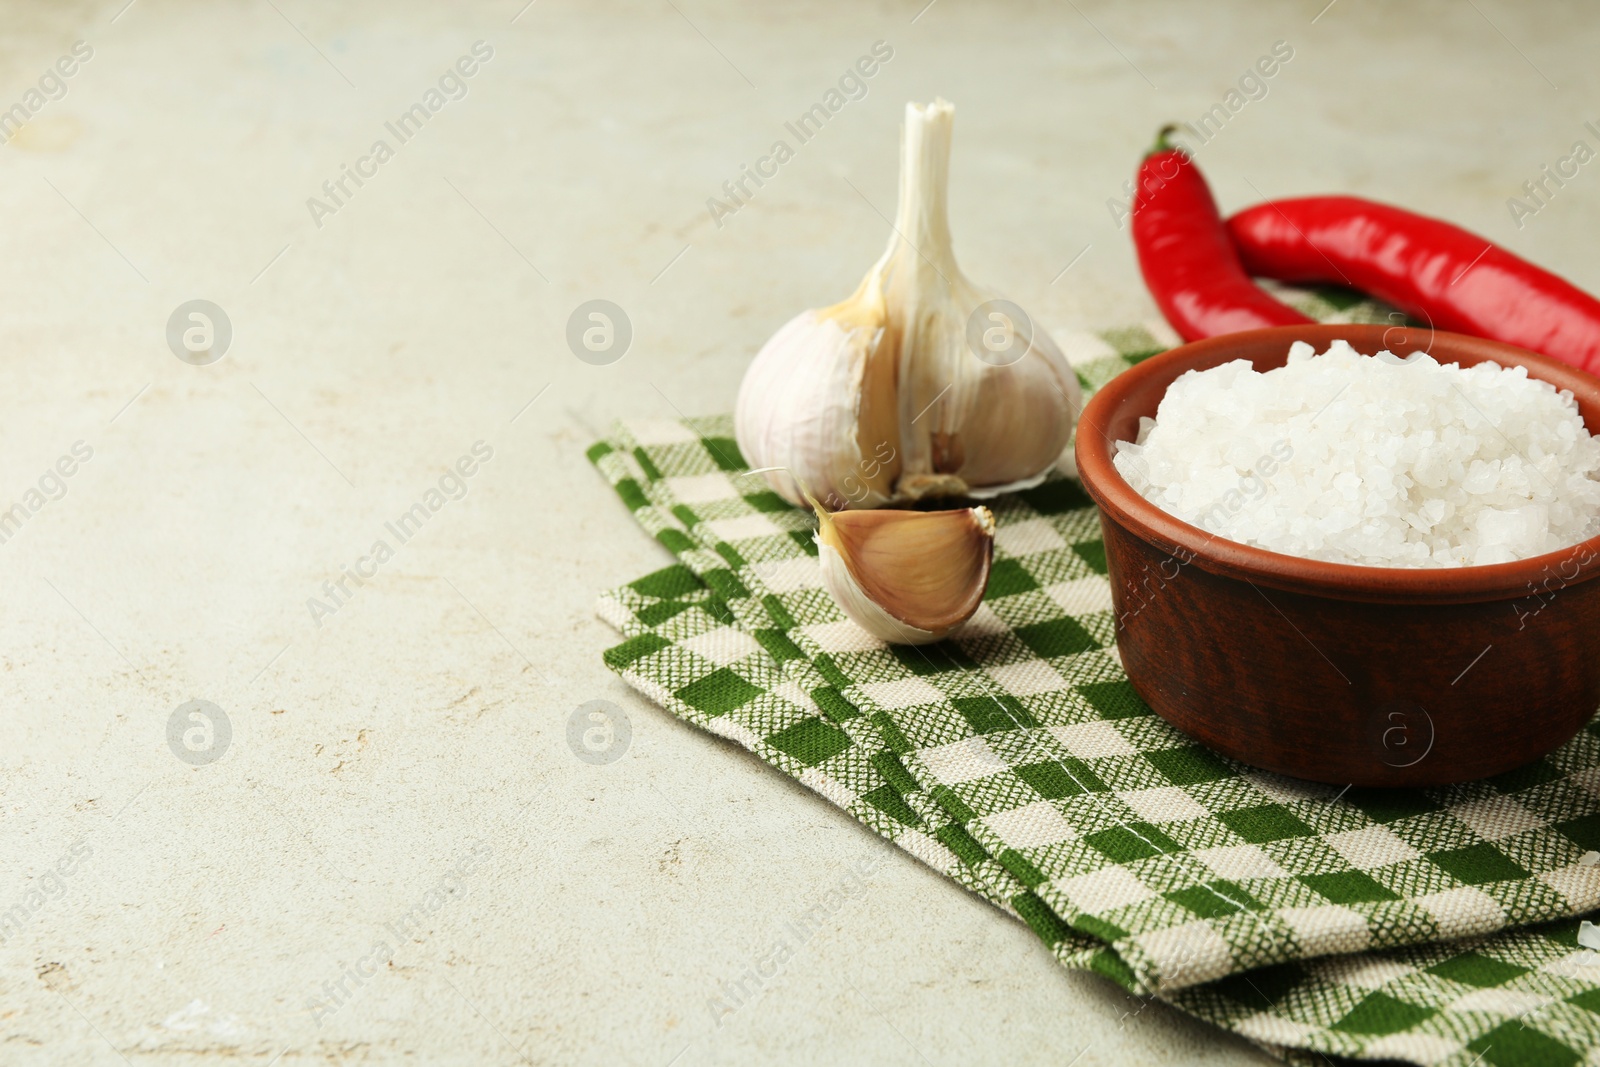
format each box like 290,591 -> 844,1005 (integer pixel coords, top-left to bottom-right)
736,98 -> 1081,510
734,279 -> 900,510
815,503 -> 995,645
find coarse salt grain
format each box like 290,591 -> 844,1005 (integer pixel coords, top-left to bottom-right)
1112,339 -> 1600,567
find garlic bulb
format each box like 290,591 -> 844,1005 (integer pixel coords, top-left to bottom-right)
736,98 -> 1081,510
815,501 -> 995,645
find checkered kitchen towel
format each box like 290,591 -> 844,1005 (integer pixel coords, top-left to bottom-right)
591,292 -> 1600,1065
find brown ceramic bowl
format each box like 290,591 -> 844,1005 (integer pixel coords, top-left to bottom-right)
1075,324 -> 1600,786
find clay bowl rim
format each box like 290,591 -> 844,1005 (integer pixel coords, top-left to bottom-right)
1074,324 -> 1600,605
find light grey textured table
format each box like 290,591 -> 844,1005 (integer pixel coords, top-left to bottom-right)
3,1 -> 1596,1063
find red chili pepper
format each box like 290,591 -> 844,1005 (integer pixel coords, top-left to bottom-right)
1132,126 -> 1312,342
1228,196 -> 1600,373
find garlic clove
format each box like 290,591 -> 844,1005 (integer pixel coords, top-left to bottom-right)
949,326 -> 1081,496
735,271 -> 901,510
815,503 -> 995,645
735,98 -> 1080,510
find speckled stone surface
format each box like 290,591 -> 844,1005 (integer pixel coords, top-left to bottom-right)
2,1 -> 1596,1063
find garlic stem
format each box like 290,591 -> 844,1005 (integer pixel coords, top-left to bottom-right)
890,100 -> 958,280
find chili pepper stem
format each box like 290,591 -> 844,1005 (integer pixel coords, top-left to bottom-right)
1148,123 -> 1182,157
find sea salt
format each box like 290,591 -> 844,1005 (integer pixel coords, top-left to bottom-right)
1112,340 -> 1600,567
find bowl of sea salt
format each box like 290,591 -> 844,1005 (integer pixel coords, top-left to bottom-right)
1075,324 -> 1600,786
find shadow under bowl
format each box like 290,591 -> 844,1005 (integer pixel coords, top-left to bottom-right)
1074,324 -> 1600,786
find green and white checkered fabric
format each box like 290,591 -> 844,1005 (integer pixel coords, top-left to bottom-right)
590,292 -> 1600,1065
599,567 -> 1600,1066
